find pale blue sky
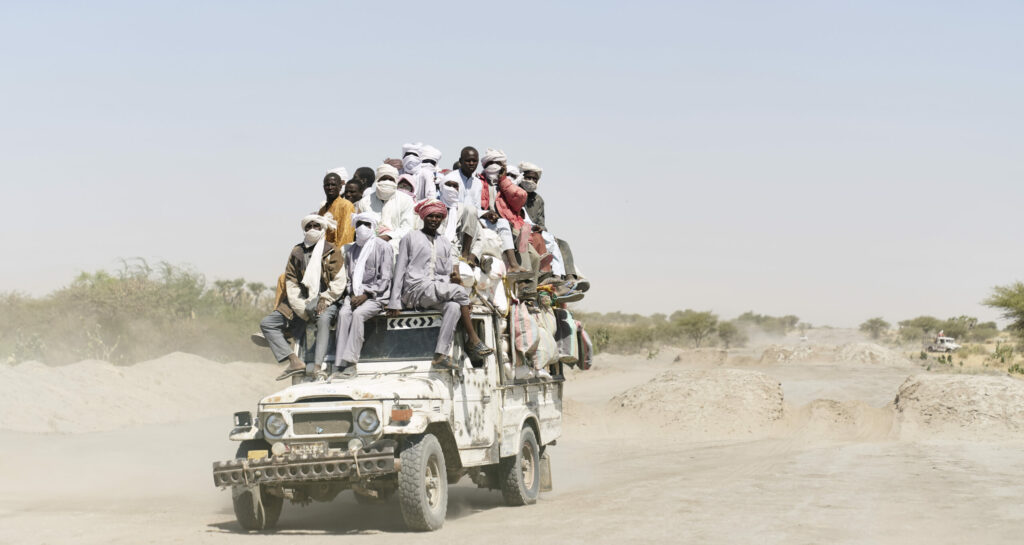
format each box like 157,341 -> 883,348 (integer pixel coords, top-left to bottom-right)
2,1 -> 1022,326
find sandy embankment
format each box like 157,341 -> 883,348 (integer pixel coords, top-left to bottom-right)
2,341 -> 1024,544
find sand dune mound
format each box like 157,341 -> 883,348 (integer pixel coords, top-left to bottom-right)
610,369 -> 784,439
895,374 -> 1024,440
759,342 -> 909,366
0,353 -> 274,434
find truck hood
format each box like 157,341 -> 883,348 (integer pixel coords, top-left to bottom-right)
260,374 -> 448,405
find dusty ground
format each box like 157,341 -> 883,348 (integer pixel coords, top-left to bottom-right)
2,344 -> 1024,544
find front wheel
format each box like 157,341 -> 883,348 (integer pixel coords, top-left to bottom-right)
232,485 -> 283,531
499,426 -> 540,506
397,434 -> 448,531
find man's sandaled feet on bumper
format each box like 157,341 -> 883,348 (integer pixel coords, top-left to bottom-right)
276,354 -> 306,381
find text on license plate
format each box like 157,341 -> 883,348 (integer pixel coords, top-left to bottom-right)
289,442 -> 327,457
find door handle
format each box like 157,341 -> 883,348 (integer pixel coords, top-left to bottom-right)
482,396 -> 491,404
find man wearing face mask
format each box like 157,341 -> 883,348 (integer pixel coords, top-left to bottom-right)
259,214 -> 346,381
437,177 -> 480,265
318,167 -> 356,247
355,164 -> 416,254
331,212 -> 394,380
400,142 -> 423,176
410,144 -> 441,201
518,161 -> 588,295
478,148 -> 529,274
387,200 -> 494,368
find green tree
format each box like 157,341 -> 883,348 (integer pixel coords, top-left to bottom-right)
717,321 -> 747,349
859,317 -> 890,340
672,310 -> 718,348
985,282 -> 1024,340
898,316 -> 943,336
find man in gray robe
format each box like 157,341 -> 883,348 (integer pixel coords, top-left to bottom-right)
387,200 -> 494,368
331,213 -> 394,379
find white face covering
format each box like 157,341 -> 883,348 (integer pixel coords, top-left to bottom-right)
484,163 -> 502,182
520,180 -> 538,193
402,155 -> 421,173
355,225 -> 373,246
440,185 -> 461,207
375,179 -> 397,200
303,226 -> 324,247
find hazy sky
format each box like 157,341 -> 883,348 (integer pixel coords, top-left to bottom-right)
2,1 -> 1022,327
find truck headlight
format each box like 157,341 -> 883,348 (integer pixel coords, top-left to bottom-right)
356,409 -> 379,433
264,413 -> 288,436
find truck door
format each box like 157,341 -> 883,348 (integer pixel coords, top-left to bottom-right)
452,317 -> 500,454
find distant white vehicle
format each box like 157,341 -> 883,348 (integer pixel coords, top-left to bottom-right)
927,336 -> 961,353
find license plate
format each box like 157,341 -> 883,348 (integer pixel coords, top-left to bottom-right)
289,441 -> 327,457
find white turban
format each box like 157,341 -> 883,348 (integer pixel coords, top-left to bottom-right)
481,148 -> 507,165
506,165 -> 521,182
375,163 -> 399,182
402,142 -> 423,157
419,145 -> 442,163
350,211 -> 378,230
299,214 -> 336,302
301,213 -> 337,232
325,167 -> 349,182
518,161 -> 543,177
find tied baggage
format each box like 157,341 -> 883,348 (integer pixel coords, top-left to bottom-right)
512,303 -> 539,359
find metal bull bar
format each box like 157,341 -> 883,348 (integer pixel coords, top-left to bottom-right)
212,444 -> 396,488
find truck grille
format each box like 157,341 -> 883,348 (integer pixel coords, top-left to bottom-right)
293,412 -> 352,435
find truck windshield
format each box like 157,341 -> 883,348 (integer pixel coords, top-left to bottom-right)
359,315 -> 442,362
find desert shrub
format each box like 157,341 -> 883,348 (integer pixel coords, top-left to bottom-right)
0,260 -> 269,365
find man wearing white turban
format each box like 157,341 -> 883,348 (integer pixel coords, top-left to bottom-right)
331,212 -> 395,380
400,142 -> 423,176
477,148 -> 529,274
259,214 -> 347,380
355,164 -> 416,255
517,161 -> 588,296
409,144 -> 441,201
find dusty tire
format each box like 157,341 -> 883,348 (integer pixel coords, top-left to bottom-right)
499,426 -> 540,506
232,486 -> 283,531
397,434 -> 447,531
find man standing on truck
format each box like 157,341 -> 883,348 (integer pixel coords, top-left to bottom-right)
260,214 -> 347,380
318,167 -> 355,247
332,212 -> 395,380
387,199 -> 494,368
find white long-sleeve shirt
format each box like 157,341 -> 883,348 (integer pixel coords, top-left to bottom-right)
355,191 -> 416,253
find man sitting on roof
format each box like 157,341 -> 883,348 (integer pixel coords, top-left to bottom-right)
355,164 -> 415,254
331,212 -> 394,380
259,214 -> 346,381
387,200 -> 494,368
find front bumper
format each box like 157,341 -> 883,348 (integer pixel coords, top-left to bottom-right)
212,444 -> 395,488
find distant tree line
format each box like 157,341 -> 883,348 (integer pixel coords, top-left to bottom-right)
576,310 -> 804,354
1,259 -> 271,365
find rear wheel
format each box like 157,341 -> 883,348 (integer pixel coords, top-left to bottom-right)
499,426 -> 540,506
397,434 -> 448,531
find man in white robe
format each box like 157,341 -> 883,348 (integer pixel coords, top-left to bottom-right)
355,164 -> 416,255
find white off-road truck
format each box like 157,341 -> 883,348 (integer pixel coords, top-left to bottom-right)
927,336 -> 961,353
212,309 -> 564,532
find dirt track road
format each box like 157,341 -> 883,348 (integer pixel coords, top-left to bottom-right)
3,355 -> 1023,544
